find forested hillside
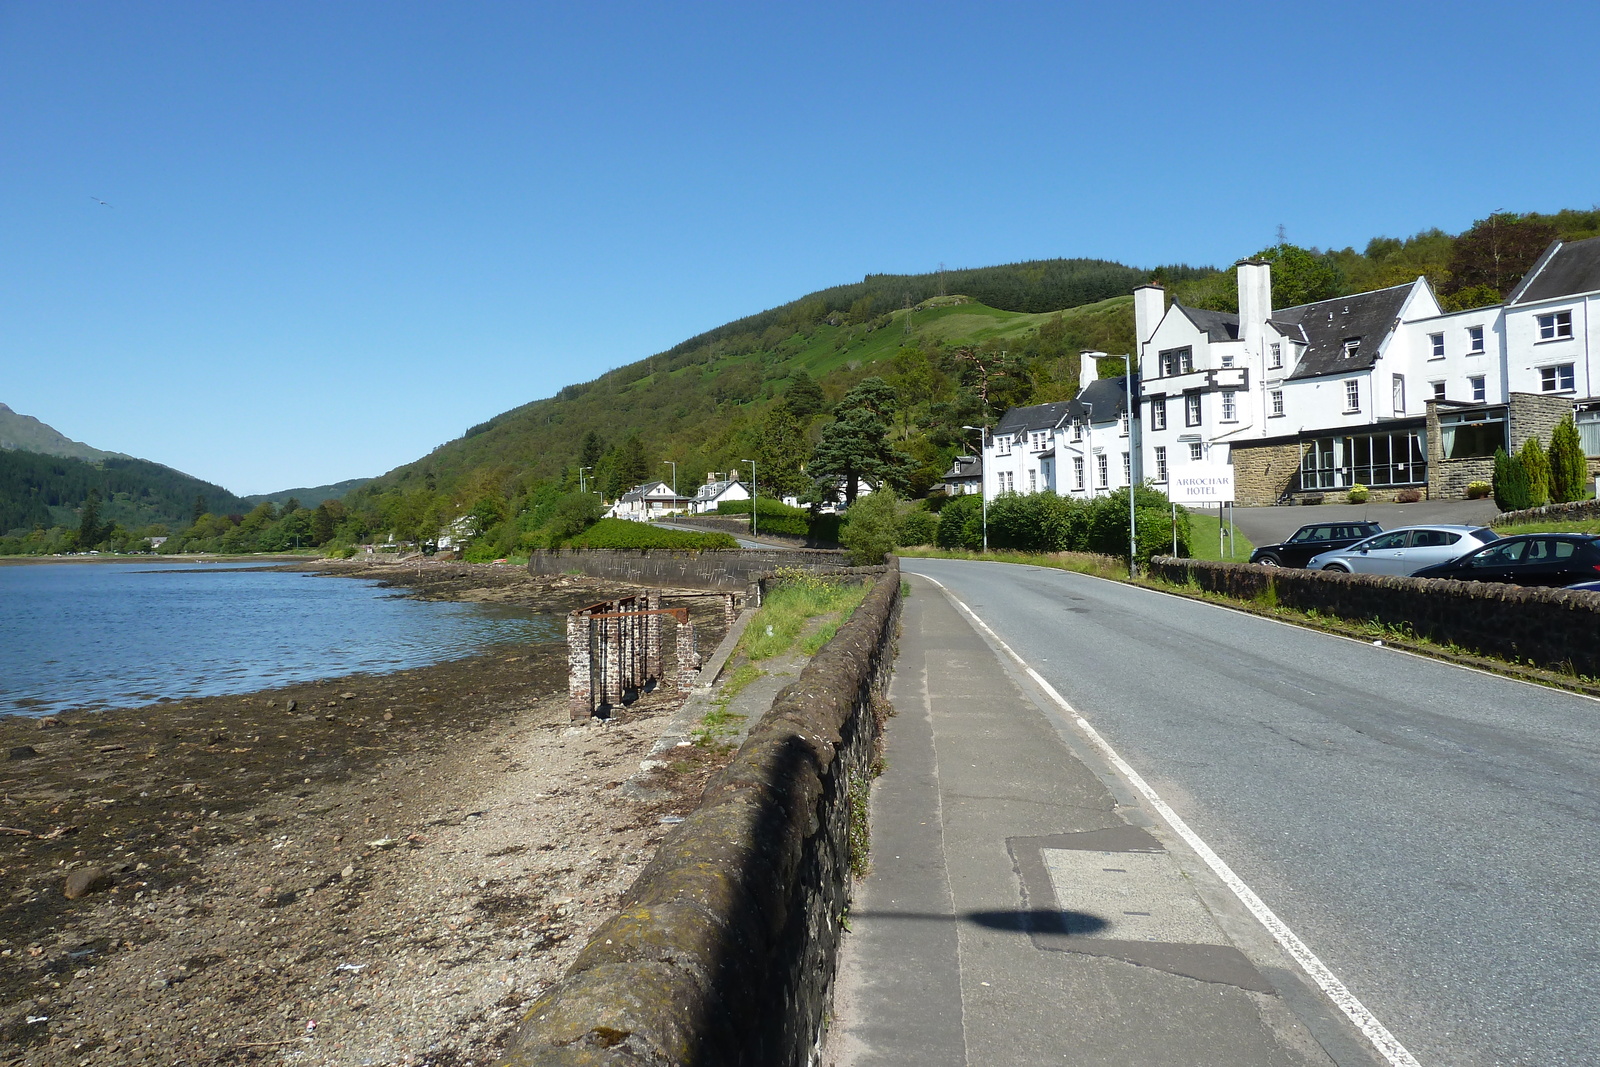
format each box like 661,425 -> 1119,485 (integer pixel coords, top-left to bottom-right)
0,449 -> 248,542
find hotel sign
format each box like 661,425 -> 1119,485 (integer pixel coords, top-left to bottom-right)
1169,464 -> 1235,504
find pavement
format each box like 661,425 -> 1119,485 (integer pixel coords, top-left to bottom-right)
1229,499 -> 1499,549
826,573 -> 1368,1067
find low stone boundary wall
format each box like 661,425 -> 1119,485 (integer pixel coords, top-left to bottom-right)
665,516 -> 814,549
1493,498 -> 1600,526
528,548 -> 850,591
499,565 -> 901,1066
1147,557 -> 1600,677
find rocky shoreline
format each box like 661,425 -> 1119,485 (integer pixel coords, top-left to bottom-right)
0,562 -> 733,1066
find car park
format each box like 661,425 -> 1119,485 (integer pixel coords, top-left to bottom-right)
1248,521 -> 1383,569
1307,525 -> 1500,576
1411,533 -> 1600,587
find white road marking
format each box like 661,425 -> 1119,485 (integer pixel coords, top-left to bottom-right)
915,571 -> 1423,1067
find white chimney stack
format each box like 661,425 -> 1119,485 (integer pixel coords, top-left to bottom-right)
1079,351 -> 1103,393
1133,284 -> 1165,347
1237,259 -> 1272,350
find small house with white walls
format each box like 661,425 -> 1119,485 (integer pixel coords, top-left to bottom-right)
688,473 -> 750,514
981,352 -> 1138,501
608,481 -> 694,521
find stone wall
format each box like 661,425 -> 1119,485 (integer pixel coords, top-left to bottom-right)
1228,441 -> 1303,506
1493,498 -> 1600,526
498,566 -> 902,1067
528,548 -> 850,591
1427,393 -> 1576,500
1146,557 -> 1600,677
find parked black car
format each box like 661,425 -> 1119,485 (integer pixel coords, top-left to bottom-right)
1411,533 -> 1600,586
1249,521 -> 1383,569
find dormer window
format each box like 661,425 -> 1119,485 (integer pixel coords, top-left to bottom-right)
1118,413 -> 1130,437
1159,347 -> 1193,376
1029,430 -> 1050,452
1269,343 -> 1283,369
1071,420 -> 1082,442
1342,338 -> 1360,359
996,435 -> 1012,457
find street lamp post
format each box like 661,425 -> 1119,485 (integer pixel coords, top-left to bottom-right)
661,460 -> 677,498
742,460 -> 757,537
579,466 -> 594,495
961,425 -> 988,553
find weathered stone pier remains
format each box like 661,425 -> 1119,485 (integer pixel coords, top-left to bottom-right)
566,589 -> 743,719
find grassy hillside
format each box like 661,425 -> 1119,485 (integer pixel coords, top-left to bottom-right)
361,292 -> 1137,503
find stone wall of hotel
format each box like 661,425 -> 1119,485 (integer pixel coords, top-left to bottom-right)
1427,393 -> 1575,500
1228,441 -> 1304,506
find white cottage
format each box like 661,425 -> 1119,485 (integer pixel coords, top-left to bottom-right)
981,353 -> 1138,501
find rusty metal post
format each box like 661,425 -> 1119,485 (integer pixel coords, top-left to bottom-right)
646,590 -> 662,682
567,612 -> 593,721
676,618 -> 698,691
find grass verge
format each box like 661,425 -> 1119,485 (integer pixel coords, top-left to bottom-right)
740,572 -> 871,662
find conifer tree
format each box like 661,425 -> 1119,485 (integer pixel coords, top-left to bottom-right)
1492,447 -> 1531,512
1547,415 -> 1588,503
1519,435 -> 1550,507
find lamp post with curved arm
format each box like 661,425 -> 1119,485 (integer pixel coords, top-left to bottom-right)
741,460 -> 757,537
961,425 -> 988,553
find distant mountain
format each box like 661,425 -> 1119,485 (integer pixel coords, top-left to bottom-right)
243,478 -> 372,509
0,402 -> 121,462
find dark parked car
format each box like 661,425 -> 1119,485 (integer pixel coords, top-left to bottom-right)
1411,534 -> 1600,586
1249,521 -> 1383,569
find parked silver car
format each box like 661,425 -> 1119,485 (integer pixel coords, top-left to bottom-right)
1307,525 -> 1500,576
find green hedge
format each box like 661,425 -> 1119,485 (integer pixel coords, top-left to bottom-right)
935,488 -> 1190,562
565,518 -> 739,550
716,498 -> 810,537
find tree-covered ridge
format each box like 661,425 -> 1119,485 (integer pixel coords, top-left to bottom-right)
0,448 -> 248,539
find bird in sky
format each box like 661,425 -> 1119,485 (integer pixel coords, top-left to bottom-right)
90,196 -> 111,207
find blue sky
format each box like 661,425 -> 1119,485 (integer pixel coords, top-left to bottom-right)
3,1 -> 1596,495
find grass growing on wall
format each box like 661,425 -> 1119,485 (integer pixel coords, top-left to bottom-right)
898,546 -> 1127,579
1492,517 -> 1600,536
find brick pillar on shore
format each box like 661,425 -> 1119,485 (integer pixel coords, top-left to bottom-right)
676,619 -> 699,691
603,614 -> 622,707
723,593 -> 737,628
646,590 -> 662,682
567,612 -> 593,721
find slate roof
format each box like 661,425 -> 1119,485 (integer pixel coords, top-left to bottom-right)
692,478 -> 743,502
941,455 -> 982,480
1274,283 -> 1414,381
1177,305 -> 1240,342
992,375 -> 1138,434
994,400 -> 1075,435
1508,236 -> 1600,304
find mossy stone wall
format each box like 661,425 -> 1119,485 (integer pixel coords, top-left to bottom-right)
499,566 -> 901,1066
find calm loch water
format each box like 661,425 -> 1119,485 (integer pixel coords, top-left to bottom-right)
0,561 -> 560,716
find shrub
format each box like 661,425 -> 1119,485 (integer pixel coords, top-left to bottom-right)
1086,486 -> 1189,562
986,492 -> 1082,552
1395,488 -> 1423,504
935,494 -> 984,550
898,508 -> 939,547
1519,435 -> 1551,507
839,490 -> 900,565
1465,480 -> 1491,499
1548,415 -> 1588,503
1492,447 -> 1531,511
1347,484 -> 1369,504
544,492 -> 606,546
566,519 -> 738,550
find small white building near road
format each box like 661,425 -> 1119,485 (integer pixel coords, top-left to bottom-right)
608,481 -> 695,521
688,473 -> 750,514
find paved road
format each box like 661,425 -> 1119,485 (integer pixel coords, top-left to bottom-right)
892,558 -> 1600,1066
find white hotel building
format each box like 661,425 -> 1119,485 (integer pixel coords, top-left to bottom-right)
977,235 -> 1600,505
